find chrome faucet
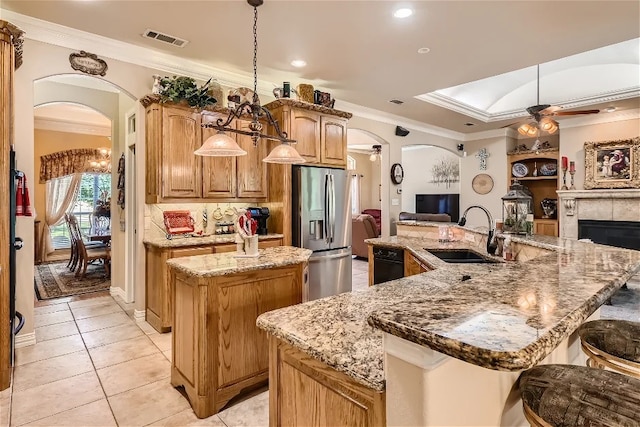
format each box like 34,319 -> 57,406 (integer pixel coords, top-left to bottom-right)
458,205 -> 498,255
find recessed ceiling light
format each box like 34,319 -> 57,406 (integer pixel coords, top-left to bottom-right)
290,59 -> 307,68
417,47 -> 430,54
393,8 -> 413,18
604,106 -> 617,113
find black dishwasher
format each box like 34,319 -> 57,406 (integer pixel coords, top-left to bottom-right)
373,247 -> 404,285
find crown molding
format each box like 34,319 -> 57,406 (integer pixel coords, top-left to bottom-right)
335,99 -> 465,141
35,117 -> 111,137
419,87 -> 640,123
1,9 -> 276,96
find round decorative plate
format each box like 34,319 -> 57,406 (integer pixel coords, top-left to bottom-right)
512,162 -> 529,178
472,173 -> 494,195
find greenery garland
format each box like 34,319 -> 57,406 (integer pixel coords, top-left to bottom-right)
158,76 -> 217,109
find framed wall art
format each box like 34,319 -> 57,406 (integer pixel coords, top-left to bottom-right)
583,137 -> 640,189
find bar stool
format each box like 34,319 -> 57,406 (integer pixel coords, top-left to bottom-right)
578,319 -> 640,378
518,364 -> 640,426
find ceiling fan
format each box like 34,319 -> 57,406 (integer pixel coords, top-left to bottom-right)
507,65 -> 600,137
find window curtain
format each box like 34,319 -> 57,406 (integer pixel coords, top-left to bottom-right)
351,174 -> 362,216
42,174 -> 82,258
40,148 -> 100,183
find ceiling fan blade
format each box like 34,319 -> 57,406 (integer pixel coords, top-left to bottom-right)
552,109 -> 600,116
526,104 -> 551,116
540,105 -> 562,115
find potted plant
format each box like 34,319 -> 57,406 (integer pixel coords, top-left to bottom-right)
157,76 -> 217,109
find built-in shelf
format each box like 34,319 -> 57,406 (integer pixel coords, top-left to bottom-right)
511,176 -> 558,181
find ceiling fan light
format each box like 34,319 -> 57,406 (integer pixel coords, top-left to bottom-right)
369,153 -> 378,162
518,123 -> 533,136
263,143 -> 306,164
195,131 -> 247,156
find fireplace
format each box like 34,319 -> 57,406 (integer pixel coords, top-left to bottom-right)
578,220 -> 640,250
558,189 -> 640,242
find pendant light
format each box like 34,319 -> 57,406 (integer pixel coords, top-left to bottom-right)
195,0 -> 305,164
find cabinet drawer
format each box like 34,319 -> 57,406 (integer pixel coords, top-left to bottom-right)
171,246 -> 213,258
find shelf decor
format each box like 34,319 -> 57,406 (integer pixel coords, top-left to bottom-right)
501,181 -> 532,234
584,138 -> 640,189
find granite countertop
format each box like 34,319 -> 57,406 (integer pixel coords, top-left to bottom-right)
257,233 -> 640,391
143,233 -> 284,248
166,246 -> 311,278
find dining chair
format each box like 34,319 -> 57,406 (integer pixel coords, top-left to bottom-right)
68,214 -> 110,278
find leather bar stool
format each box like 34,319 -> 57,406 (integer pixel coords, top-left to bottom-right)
518,364 -> 640,427
578,319 -> 640,378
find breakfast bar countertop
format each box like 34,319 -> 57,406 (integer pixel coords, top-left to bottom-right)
257,231 -> 640,391
143,233 -> 284,248
166,246 -> 311,278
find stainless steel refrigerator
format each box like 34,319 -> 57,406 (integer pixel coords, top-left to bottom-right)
292,165 -> 352,301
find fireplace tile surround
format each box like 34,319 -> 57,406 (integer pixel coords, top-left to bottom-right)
557,189 -> 640,239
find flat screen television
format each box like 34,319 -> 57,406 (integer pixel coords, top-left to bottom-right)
416,194 -> 460,222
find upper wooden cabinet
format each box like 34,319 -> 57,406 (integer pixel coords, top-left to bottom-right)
264,99 -> 352,168
143,99 -> 267,203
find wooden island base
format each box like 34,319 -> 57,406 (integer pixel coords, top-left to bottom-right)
170,263 -> 305,418
268,336 -> 386,427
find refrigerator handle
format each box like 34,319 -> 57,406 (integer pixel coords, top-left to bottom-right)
324,174 -> 330,244
329,174 -> 336,243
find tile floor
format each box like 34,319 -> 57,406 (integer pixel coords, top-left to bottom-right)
352,256 -> 369,291
9,294 -> 268,427
7,258 -> 637,426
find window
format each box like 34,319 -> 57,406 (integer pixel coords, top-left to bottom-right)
50,173 -> 111,249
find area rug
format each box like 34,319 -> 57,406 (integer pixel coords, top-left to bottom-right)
35,261 -> 110,300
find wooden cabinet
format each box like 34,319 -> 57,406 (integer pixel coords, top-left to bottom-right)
144,101 -> 267,202
268,336 -> 386,427
265,99 -> 351,168
507,148 -> 560,237
171,263 -> 305,418
0,20 -> 22,392
144,237 -> 283,333
404,251 -> 430,277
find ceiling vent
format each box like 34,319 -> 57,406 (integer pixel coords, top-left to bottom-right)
142,29 -> 189,48
389,99 -> 404,105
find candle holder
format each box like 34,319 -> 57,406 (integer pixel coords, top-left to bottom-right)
561,167 -> 568,190
569,170 -> 576,190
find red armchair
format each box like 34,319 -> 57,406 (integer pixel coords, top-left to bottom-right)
361,209 -> 381,236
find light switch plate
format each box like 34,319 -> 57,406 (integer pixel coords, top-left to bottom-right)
392,199 -> 399,206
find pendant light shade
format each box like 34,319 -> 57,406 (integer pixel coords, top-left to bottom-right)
263,143 -> 306,164
195,131 -> 247,156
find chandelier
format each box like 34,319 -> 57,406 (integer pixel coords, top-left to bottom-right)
194,0 -> 305,164
369,145 -> 382,162
87,147 -> 111,173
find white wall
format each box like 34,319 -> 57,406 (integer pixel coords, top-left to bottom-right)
401,146 -> 461,213
560,117 -> 640,189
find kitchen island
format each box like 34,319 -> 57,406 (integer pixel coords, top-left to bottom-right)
257,223 -> 640,426
166,246 -> 310,418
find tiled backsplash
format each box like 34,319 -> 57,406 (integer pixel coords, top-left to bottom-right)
145,203 -> 255,239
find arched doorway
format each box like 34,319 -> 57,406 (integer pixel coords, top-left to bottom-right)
32,74 -> 136,305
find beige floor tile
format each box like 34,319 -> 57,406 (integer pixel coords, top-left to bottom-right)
33,310 -> 74,328
14,335 -> 85,366
149,409 -> 226,426
34,321 -> 79,342
218,390 -> 269,427
82,322 -> 144,349
75,311 -> 131,333
23,399 -> 116,427
10,371 -> 104,426
71,302 -> 123,320
163,350 -> 172,362
108,379 -> 190,426
67,295 -> 115,309
0,387 -> 10,427
88,335 -> 160,369
12,350 -> 93,392
149,332 -> 172,352
33,304 -> 70,315
136,320 -> 159,335
97,352 -> 170,396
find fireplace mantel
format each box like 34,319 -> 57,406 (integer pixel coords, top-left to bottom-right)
557,189 -> 640,239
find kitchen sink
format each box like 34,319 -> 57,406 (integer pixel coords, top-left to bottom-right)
425,249 -> 500,264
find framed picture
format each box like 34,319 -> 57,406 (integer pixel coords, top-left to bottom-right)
584,137 -> 640,189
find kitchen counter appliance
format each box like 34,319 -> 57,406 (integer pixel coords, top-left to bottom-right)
247,207 -> 270,235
